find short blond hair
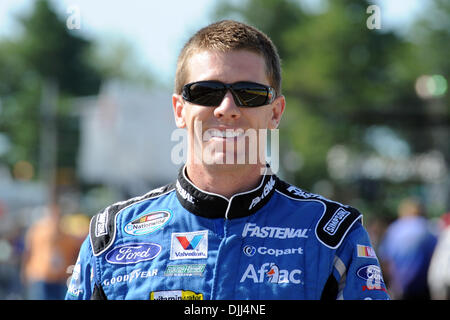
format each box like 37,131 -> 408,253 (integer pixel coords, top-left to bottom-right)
174,20 -> 282,96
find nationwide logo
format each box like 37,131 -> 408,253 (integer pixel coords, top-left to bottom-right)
240,263 -> 303,285
105,243 -> 162,264
124,210 -> 172,236
170,230 -> 208,260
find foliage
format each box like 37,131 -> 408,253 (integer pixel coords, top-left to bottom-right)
0,0 -> 102,178
214,0 -> 449,217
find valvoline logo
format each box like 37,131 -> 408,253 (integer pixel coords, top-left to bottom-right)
176,234 -> 204,250
170,230 -> 208,260
105,243 -> 161,264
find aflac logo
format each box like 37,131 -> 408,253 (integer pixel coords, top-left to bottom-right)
240,263 -> 303,284
106,243 -> 161,264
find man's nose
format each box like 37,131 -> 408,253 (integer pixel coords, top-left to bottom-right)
213,91 -> 241,120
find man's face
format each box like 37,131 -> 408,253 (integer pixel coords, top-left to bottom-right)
172,49 -> 285,168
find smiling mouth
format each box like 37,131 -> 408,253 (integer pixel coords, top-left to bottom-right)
204,128 -> 245,140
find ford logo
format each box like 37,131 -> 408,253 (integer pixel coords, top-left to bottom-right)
356,265 -> 385,284
106,243 -> 162,264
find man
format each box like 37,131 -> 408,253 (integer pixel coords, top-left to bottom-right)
66,20 -> 389,300
379,198 -> 437,299
23,201 -> 82,299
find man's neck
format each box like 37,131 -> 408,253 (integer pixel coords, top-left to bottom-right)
185,163 -> 266,199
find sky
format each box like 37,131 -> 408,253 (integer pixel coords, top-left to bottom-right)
0,0 -> 427,86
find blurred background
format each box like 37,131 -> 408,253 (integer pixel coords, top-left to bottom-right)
0,0 -> 448,300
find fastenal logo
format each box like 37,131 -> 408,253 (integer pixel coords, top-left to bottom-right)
124,210 -> 172,236
170,230 -> 208,260
242,223 -> 309,239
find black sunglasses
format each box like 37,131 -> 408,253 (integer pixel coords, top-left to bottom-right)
182,80 -> 276,107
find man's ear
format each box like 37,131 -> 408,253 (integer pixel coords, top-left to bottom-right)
269,95 -> 285,129
172,94 -> 186,128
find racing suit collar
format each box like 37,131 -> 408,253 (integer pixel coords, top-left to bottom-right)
175,165 -> 278,219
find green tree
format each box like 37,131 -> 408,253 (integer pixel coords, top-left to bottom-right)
0,0 -> 101,184
213,0 -> 449,217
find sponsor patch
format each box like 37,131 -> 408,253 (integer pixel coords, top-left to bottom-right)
240,263 -> 303,285
242,223 -> 309,239
243,245 -> 303,257
248,176 -> 276,209
164,264 -> 206,276
150,290 -> 203,300
95,210 -> 108,237
357,265 -> 385,287
323,207 -> 351,236
357,244 -> 377,259
103,268 -> 158,286
105,243 -> 161,264
124,210 -> 172,236
67,257 -> 83,297
170,230 -> 208,260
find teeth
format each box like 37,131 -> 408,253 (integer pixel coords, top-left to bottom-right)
207,129 -> 243,138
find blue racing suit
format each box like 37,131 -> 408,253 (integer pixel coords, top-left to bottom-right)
66,166 -> 389,300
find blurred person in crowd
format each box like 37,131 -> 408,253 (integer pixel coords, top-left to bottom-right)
378,197 -> 438,299
427,212 -> 450,300
22,197 -> 83,300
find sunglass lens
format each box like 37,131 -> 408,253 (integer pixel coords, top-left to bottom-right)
233,83 -> 269,107
188,82 -> 225,106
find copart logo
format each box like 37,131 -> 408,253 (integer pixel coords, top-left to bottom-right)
240,263 -> 303,285
106,243 -> 162,264
124,210 -> 172,236
243,245 -> 303,257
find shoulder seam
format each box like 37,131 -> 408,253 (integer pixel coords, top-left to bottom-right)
275,183 -> 363,249
89,184 -> 175,256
